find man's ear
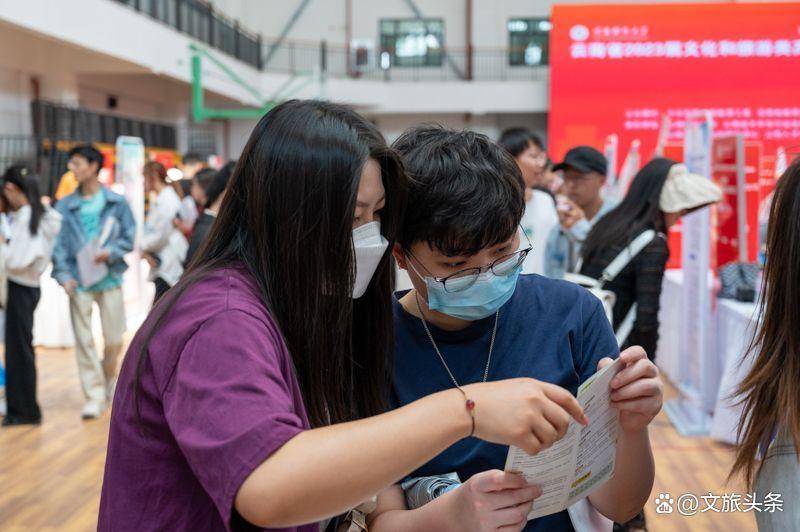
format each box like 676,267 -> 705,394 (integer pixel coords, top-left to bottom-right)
392,243 -> 407,270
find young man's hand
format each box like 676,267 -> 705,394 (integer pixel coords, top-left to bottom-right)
556,198 -> 586,230
94,249 -> 111,264
62,279 -> 78,296
449,470 -> 539,532
598,346 -> 663,432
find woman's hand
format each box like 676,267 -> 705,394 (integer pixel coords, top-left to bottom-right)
599,346 -> 663,432
463,378 -> 588,456
449,470 -> 540,532
142,252 -> 158,269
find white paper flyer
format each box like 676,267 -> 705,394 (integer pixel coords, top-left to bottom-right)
504,357 -> 625,520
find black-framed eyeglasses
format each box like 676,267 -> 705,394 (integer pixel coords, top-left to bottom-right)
407,229 -> 533,293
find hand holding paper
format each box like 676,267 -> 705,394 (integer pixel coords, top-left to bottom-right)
94,249 -> 111,264
77,240 -> 109,288
76,216 -> 116,288
604,346 -> 663,432
449,470 -> 541,532
504,356 -> 626,520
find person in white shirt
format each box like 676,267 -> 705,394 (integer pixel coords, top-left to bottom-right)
141,162 -> 188,304
174,168 -> 216,240
176,152 -> 205,231
1,166 -> 62,426
498,128 -> 558,275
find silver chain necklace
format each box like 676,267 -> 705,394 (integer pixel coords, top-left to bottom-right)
414,292 -> 499,387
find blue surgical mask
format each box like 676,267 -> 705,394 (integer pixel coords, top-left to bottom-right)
407,257 -> 522,321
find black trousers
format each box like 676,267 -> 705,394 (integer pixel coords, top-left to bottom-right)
5,280 -> 42,420
153,277 -> 171,306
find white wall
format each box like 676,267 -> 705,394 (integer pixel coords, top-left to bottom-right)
226,117 -> 259,159
78,74 -> 189,122
0,66 -> 32,136
371,113 -> 503,144
223,0 -> 346,44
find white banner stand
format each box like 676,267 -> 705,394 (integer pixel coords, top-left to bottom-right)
115,136 -> 150,329
663,114 -> 716,436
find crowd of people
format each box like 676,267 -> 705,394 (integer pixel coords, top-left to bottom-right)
0,147 -> 234,423
0,99 -> 797,531
498,128 -> 722,366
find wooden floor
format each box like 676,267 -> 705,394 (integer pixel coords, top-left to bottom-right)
0,347 -> 756,531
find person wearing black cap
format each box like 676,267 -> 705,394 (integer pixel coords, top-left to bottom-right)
544,146 -> 618,278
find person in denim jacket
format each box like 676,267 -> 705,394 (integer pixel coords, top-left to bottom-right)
52,145 -> 135,420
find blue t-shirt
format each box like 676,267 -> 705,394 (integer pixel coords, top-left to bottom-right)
392,274 -> 619,531
79,191 -> 122,292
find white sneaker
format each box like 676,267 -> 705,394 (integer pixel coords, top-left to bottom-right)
81,399 -> 106,420
106,377 -> 117,404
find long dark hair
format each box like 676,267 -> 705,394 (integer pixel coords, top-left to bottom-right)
731,157 -> 800,486
2,165 -> 44,235
134,100 -> 407,428
581,157 -> 676,264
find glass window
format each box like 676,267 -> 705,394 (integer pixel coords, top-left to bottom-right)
380,18 -> 444,67
508,18 -> 551,66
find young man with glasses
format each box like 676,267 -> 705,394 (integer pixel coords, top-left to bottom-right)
544,146 -> 618,279
367,126 -> 662,532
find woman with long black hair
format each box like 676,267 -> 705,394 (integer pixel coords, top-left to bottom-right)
99,100 -> 587,531
1,166 -> 62,426
580,158 -> 721,359
731,157 -> 800,529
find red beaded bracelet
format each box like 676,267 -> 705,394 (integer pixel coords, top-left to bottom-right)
456,387 -> 476,438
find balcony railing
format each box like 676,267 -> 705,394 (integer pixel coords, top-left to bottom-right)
262,39 -> 549,82
113,0 -> 262,69
110,1 -> 547,82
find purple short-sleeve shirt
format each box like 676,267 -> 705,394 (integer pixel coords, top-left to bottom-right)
99,266 -> 319,532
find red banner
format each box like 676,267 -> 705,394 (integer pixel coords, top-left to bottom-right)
660,140 -> 761,269
549,2 -> 800,194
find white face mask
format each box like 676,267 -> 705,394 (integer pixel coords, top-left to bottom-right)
352,221 -> 389,299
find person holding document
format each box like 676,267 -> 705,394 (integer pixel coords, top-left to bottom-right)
52,145 -> 135,420
98,101 -> 591,532
367,126 -> 663,532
